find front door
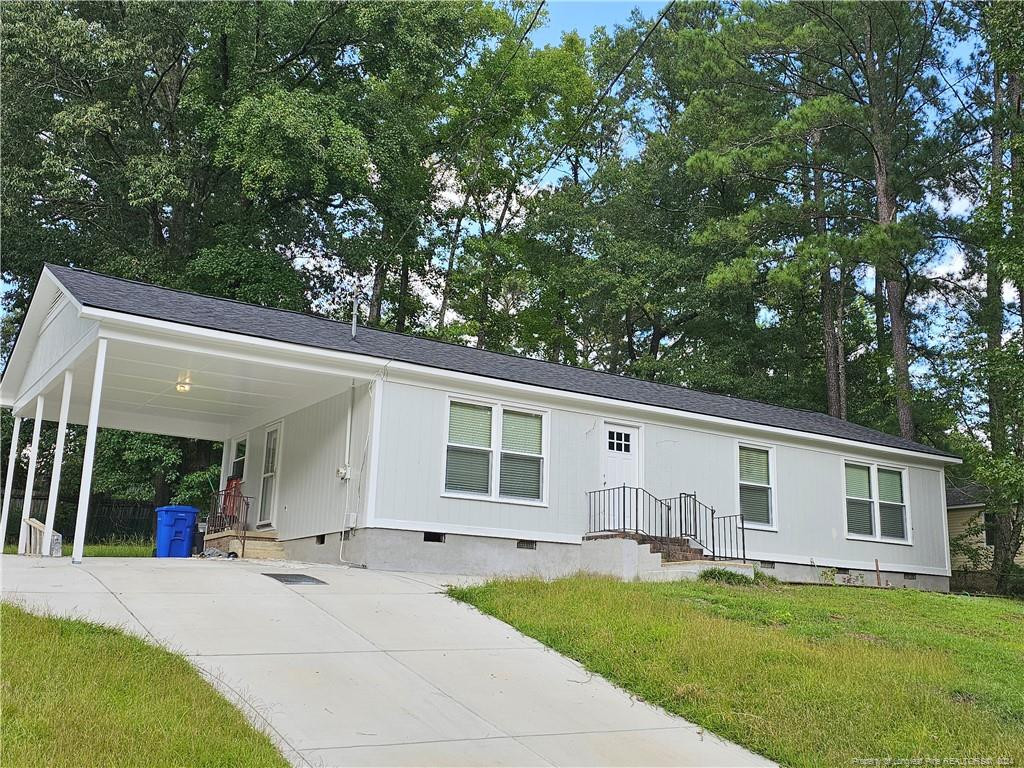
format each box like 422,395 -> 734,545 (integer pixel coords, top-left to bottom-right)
603,424 -> 639,530
258,424 -> 281,527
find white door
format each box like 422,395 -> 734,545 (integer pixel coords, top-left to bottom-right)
258,424 -> 281,526
602,424 -> 639,531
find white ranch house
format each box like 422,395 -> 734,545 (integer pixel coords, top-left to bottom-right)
1,266 -> 960,589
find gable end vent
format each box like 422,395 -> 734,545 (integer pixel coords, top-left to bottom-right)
42,291 -> 65,326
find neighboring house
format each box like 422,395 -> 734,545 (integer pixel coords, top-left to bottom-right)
1,266 -> 961,590
946,483 -> 1024,572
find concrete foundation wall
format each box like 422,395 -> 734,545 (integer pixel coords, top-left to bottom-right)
759,560 -> 949,592
342,527 -> 583,578
282,527 -> 950,591
280,532 -> 348,565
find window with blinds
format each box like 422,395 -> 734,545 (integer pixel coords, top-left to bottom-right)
446,402 -> 492,495
845,463 -> 908,541
500,410 -> 543,499
845,463 -> 874,536
738,445 -> 773,526
877,468 -> 906,539
445,400 -> 544,502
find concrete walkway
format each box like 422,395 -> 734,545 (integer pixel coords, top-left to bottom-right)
1,556 -> 772,768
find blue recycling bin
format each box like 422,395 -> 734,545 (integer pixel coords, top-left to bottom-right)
155,505 -> 199,558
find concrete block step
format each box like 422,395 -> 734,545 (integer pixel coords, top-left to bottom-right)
203,531 -> 286,560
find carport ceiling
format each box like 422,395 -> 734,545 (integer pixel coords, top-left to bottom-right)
37,338 -> 357,440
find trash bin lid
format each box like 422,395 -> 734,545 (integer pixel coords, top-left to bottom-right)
156,505 -> 200,513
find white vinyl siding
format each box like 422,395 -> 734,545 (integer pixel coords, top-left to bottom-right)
845,462 -> 909,542
738,445 -> 773,527
444,399 -> 545,503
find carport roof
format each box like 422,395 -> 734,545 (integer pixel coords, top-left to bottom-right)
46,264 -> 957,460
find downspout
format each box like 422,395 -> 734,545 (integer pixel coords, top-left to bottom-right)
338,378 -> 355,564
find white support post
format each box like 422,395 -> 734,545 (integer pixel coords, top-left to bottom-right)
43,370 -> 73,556
0,415 -> 23,550
17,396 -> 45,554
72,339 -> 107,565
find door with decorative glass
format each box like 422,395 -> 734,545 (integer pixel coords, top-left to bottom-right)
258,424 -> 281,526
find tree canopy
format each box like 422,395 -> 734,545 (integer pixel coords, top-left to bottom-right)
1,0 -> 1021,586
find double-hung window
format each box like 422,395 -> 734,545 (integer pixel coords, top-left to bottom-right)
445,399 -> 545,503
844,462 -> 908,542
738,445 -> 773,527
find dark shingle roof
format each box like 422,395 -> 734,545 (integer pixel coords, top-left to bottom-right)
945,483 -> 987,508
47,264 -> 957,460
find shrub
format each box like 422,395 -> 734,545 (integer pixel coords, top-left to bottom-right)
698,568 -> 754,586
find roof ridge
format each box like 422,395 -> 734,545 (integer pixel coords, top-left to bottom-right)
43,263 -> 957,459
44,264 -> 859,424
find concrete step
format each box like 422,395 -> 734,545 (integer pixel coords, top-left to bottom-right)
203,530 -> 286,559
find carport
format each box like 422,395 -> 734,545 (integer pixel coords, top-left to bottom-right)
0,265 -> 382,562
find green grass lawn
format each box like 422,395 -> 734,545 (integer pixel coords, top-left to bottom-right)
451,575 -> 1024,768
3,541 -> 153,557
0,603 -> 288,768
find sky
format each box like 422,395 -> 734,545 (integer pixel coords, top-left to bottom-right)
530,1 -> 653,46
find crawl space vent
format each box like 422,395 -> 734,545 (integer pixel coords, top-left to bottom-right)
263,573 -> 327,585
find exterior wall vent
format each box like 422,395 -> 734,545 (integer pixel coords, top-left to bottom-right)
516,539 -> 537,550
903,572 -> 917,580
42,290 -> 65,327
759,560 -> 775,569
423,531 -> 445,543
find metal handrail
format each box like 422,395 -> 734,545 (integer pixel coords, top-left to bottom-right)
586,485 -> 746,562
206,488 -> 253,557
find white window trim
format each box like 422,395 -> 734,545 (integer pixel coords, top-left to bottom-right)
229,433 -> 250,484
258,421 -> 283,527
735,440 -> 778,532
841,459 -> 912,545
441,394 -> 549,507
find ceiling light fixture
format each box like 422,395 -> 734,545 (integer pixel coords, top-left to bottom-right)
176,373 -> 192,393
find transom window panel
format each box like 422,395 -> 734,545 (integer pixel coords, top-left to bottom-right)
844,463 -> 909,541
445,400 -> 545,502
738,446 -> 772,526
608,431 -> 631,453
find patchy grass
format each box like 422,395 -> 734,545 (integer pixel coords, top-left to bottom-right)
0,604 -> 288,768
450,576 -> 1024,768
3,540 -> 154,557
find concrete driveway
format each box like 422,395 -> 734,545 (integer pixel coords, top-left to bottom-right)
1,555 -> 772,768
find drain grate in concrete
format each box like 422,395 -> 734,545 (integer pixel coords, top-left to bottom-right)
263,573 -> 327,585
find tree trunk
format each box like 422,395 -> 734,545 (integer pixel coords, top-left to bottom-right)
437,208 -> 466,332
368,259 -> 386,327
862,10 -> 914,440
986,63 -> 1006,454
394,253 -> 410,333
810,129 -> 846,419
871,132 -> 914,439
